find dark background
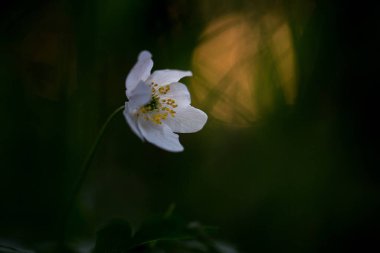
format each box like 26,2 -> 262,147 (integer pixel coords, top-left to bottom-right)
1,0 -> 379,252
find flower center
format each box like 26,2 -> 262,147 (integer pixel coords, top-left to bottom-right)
138,82 -> 178,125
142,95 -> 160,111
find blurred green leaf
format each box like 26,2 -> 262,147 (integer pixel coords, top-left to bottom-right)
0,241 -> 34,253
131,215 -> 193,248
94,219 -> 133,253
94,216 -> 219,253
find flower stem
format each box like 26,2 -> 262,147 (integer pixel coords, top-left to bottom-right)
63,105 -> 125,238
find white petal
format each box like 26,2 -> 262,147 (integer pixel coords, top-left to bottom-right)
126,51 -> 153,95
123,102 -> 144,141
138,50 -> 152,61
138,117 -> 184,152
165,106 -> 207,133
127,81 -> 151,111
160,82 -> 191,107
146,70 -> 192,86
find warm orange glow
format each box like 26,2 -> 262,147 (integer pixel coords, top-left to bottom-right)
191,12 -> 297,127
264,13 -> 297,105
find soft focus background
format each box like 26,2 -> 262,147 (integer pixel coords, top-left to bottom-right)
1,0 -> 379,252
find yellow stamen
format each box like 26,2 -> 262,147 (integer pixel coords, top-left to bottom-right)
137,83 -> 177,124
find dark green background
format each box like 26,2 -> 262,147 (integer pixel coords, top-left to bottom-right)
1,0 -> 379,252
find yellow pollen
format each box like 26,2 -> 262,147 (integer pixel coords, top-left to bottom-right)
158,85 -> 170,95
137,84 -> 177,124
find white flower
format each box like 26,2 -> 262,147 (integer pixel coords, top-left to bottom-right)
123,50 -> 207,152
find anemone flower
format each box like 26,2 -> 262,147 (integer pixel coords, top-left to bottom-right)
123,51 -> 207,152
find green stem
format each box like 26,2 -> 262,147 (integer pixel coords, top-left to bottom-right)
63,105 -> 125,238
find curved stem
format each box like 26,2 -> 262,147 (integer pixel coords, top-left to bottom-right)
63,105 -> 125,237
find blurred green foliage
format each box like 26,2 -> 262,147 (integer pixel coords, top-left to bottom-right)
1,0 -> 379,252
